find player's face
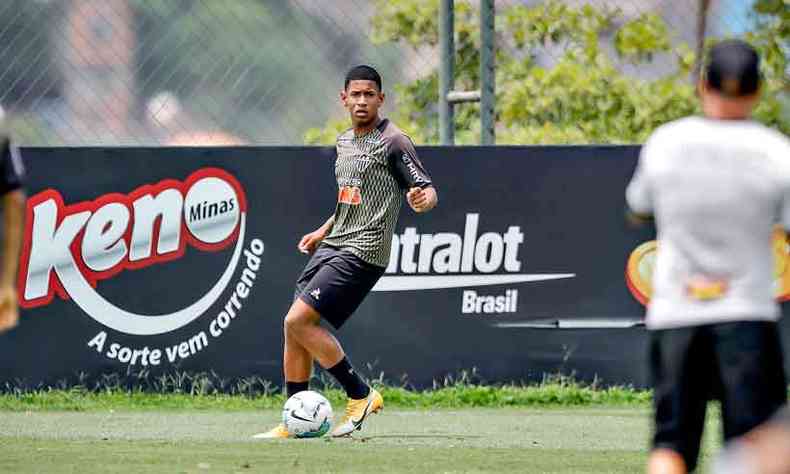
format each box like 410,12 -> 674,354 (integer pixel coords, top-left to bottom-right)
341,80 -> 384,127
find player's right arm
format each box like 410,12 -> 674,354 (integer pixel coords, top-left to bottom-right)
0,137 -> 25,333
297,215 -> 334,254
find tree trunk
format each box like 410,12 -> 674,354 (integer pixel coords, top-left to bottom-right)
694,0 -> 712,84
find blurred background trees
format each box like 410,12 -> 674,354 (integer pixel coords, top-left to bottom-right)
0,0 -> 784,146
306,0 -> 788,144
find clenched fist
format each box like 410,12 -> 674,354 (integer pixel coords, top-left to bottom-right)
407,186 -> 438,213
298,230 -> 325,254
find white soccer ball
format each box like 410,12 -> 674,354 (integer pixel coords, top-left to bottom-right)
282,390 -> 333,438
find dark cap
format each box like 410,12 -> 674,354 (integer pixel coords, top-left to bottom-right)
705,39 -> 761,97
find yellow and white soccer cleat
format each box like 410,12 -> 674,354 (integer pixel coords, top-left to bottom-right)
252,423 -> 290,439
330,388 -> 384,437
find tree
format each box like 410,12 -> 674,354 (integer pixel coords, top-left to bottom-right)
305,0 -> 789,145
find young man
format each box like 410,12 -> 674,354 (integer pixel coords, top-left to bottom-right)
255,65 -> 438,438
626,39 -> 789,473
0,130 -> 26,333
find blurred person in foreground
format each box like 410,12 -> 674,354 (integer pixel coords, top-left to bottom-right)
714,407 -> 790,474
625,40 -> 790,473
0,112 -> 26,333
254,65 -> 437,439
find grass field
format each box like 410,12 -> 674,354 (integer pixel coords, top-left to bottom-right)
0,406 -> 722,473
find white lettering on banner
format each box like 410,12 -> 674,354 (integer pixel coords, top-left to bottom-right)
81,203 -> 129,272
87,331 -> 107,352
461,289 -> 519,314
164,332 -> 208,363
18,168 -> 261,337
84,237 -> 264,366
18,167 -> 269,367
102,341 -> 163,367
129,189 -> 183,261
209,238 -> 262,338
385,213 -> 525,275
24,201 -> 90,300
374,213 -> 574,292
23,172 -> 241,304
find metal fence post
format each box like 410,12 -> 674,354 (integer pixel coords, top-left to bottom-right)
480,0 -> 495,145
693,0 -> 711,84
439,0 -> 455,145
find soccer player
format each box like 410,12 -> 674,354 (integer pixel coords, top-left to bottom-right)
626,39 -> 790,473
255,65 -> 438,438
0,129 -> 26,333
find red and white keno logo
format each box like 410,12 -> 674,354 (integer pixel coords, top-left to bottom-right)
18,168 -> 249,335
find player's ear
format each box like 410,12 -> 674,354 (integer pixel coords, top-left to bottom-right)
697,79 -> 706,98
752,84 -> 763,100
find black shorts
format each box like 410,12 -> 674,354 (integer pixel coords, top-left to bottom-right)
294,245 -> 385,329
650,320 -> 787,472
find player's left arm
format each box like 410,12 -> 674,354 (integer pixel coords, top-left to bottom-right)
389,134 -> 437,213
1,189 -> 25,289
0,138 -> 25,332
407,186 -> 437,213
625,136 -> 656,227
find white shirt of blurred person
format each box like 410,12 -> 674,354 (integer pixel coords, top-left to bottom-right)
626,40 -> 790,474
0,129 -> 25,332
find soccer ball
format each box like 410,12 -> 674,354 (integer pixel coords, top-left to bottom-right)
282,390 -> 333,438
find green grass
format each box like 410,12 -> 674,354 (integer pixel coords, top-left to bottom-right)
0,383 -> 651,411
0,382 -> 741,472
0,408 -> 723,473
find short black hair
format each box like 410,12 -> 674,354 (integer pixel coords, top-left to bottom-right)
705,39 -> 761,97
344,65 -> 382,91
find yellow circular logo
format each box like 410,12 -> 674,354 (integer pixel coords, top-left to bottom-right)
625,240 -> 657,305
625,227 -> 790,305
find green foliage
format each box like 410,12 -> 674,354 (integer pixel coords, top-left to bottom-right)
306,0 -> 789,145
0,380 -> 652,411
753,0 -> 790,39
6,114 -> 62,146
370,0 -> 442,47
377,381 -> 652,408
504,2 -> 616,54
614,14 -> 672,62
303,119 -> 350,146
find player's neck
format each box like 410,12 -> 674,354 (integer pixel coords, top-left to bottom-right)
353,117 -> 382,136
701,93 -> 755,121
703,111 -> 752,121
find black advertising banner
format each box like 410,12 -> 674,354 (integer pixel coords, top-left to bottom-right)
2,146 -> 788,389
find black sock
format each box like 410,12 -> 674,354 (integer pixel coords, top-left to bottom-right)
286,381 -> 309,398
327,357 -> 370,400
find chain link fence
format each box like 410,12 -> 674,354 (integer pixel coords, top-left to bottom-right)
0,0 -> 785,146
